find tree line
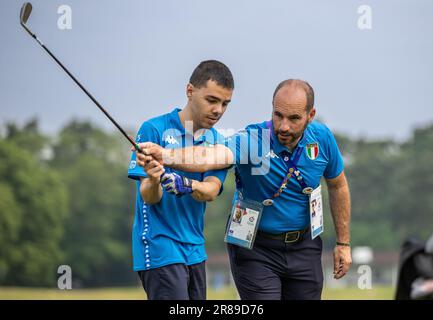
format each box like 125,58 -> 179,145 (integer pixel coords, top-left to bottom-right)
0,119 -> 432,287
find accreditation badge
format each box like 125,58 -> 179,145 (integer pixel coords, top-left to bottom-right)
224,198 -> 263,250
309,185 -> 324,239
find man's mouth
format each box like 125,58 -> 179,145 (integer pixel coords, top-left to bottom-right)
278,132 -> 292,138
207,116 -> 219,122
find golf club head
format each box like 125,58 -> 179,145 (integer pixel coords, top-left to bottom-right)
20,2 -> 33,25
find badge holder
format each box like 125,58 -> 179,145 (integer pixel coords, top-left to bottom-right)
309,185 -> 324,239
224,198 -> 263,250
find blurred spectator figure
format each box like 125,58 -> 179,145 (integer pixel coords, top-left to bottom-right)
395,234 -> 433,299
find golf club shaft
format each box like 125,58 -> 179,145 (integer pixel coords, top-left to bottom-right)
26,30 -> 141,152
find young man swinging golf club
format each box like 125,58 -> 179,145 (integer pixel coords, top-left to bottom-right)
127,60 -> 234,300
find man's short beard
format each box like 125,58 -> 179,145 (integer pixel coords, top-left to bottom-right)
277,120 -> 309,147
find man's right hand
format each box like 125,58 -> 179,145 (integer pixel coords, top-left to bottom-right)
143,159 -> 165,183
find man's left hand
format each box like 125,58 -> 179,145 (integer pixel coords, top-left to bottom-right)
132,142 -> 165,166
333,245 -> 352,279
161,172 -> 194,197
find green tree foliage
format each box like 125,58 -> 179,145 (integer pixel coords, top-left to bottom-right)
5,118 -> 50,158
50,121 -> 135,287
389,125 -> 433,243
332,137 -> 400,249
0,121 -> 68,286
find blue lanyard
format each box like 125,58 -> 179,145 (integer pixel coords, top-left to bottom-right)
266,121 -> 312,197
279,148 -> 309,193
234,121 -> 313,202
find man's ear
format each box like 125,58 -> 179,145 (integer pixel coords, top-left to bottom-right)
186,83 -> 194,99
308,107 -> 316,123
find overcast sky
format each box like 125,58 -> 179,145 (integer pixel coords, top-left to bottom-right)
1,0 -> 432,141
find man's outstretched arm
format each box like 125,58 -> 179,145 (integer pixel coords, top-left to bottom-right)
135,142 -> 234,172
191,176 -> 222,202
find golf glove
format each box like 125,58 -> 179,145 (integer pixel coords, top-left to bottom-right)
161,172 -> 193,197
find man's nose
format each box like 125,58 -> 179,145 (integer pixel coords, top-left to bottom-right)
279,119 -> 291,132
212,103 -> 224,115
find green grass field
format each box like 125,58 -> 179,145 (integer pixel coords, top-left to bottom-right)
0,285 -> 394,300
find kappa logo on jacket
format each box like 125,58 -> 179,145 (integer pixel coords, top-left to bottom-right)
265,150 -> 279,159
165,135 -> 179,145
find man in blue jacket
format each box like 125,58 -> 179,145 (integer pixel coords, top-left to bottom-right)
127,60 -> 233,300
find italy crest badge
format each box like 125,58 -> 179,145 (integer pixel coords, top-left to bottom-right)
306,143 -> 319,160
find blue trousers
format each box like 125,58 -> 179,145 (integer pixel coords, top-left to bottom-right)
137,261 -> 206,300
227,229 -> 323,300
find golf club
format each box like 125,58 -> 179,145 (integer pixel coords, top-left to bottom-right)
19,2 -> 143,153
